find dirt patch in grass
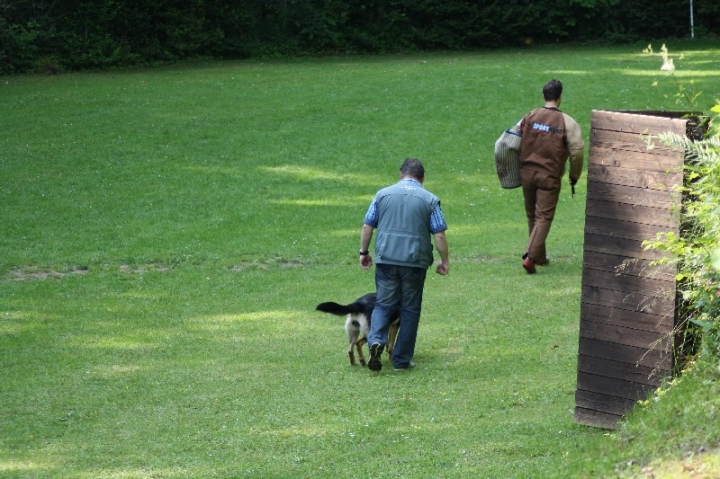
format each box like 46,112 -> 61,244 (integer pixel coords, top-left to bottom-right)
8,266 -> 90,281
118,263 -> 172,274
231,257 -> 311,271
5,263 -> 177,281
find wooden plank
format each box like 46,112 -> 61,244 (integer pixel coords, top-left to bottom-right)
577,354 -> 669,386
583,232 -> 673,260
587,182 -> 678,209
574,406 -> 622,429
576,371 -> 656,401
579,318 -> 673,352
591,129 -> 682,156
588,144 -> 684,171
578,337 -> 672,370
591,110 -> 690,136
585,200 -> 678,227
582,268 -> 675,301
583,216 -> 679,243
580,302 -> 675,334
581,251 -> 676,281
581,284 -> 675,317
575,389 -> 640,416
618,110 -> 702,121
587,163 -> 682,191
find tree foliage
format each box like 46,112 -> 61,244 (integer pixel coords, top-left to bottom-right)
0,0 -> 718,73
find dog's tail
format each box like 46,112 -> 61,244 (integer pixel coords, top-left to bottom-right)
316,301 -> 365,317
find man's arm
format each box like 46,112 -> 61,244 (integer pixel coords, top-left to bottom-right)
359,223 -> 375,269
433,231 -> 449,275
564,113 -> 585,182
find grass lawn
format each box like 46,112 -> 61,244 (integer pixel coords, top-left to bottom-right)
2,40 -> 720,478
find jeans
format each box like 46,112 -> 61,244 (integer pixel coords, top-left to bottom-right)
368,263 -> 427,368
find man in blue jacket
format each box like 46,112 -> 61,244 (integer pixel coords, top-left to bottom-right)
359,158 -> 450,372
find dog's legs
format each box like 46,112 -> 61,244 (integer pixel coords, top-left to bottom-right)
387,322 -> 399,359
348,337 -> 357,366
346,315 -> 361,366
356,337 -> 367,366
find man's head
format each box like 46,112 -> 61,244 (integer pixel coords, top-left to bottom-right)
543,79 -> 563,102
400,158 -> 425,181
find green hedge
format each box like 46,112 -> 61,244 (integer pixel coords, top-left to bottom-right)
1,0 -> 718,73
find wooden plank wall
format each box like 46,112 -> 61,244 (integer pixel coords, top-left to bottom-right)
574,110 -> 688,429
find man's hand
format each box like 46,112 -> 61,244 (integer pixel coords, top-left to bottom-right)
360,254 -> 373,270
436,261 -> 449,275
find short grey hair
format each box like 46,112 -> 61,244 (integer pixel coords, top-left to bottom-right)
400,158 -> 425,179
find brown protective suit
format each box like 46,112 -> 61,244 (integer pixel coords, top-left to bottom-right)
519,107 -> 584,262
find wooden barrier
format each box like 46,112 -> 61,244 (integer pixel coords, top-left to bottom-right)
574,110 -> 700,429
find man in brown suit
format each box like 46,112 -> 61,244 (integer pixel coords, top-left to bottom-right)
519,79 -> 584,274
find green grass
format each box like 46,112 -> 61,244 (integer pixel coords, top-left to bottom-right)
2,40 -> 720,478
571,360 -> 720,478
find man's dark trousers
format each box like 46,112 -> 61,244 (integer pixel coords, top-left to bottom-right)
368,263 -> 427,369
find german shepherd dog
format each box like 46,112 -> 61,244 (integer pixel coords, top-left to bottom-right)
316,293 -> 400,366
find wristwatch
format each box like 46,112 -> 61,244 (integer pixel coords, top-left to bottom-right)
359,250 -> 369,256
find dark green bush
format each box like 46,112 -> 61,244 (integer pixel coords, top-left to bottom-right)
0,0 -> 718,73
